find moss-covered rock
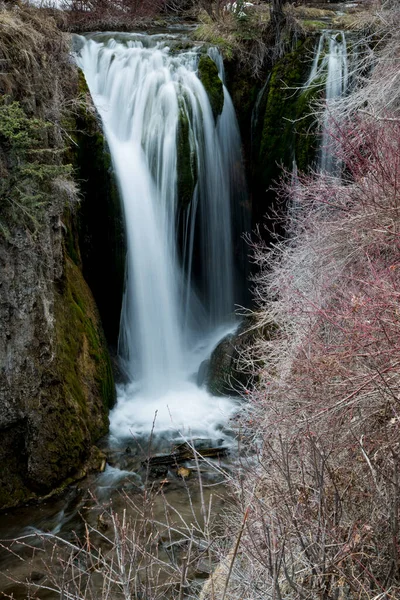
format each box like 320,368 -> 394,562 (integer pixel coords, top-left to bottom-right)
205,315 -> 278,397
205,318 -> 260,396
0,11 -> 116,509
225,61 -> 259,137
207,333 -> 239,396
24,255 -> 114,492
177,103 -> 197,209
198,55 -> 224,120
0,229 -> 115,509
247,38 -> 319,231
67,69 -> 126,347
259,39 -> 318,180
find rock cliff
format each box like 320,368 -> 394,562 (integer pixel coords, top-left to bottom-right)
0,4 -> 114,509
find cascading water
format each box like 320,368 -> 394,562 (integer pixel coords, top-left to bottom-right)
76,33 -> 246,437
306,31 -> 349,174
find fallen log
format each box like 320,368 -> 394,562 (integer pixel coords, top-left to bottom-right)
142,441 -> 229,469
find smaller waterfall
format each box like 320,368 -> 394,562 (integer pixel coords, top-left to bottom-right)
306,31 -> 349,174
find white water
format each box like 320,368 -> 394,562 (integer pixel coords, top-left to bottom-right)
76,34 -> 245,437
306,31 -> 349,174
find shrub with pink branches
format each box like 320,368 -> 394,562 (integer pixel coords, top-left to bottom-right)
217,6 -> 400,599
59,0 -> 170,29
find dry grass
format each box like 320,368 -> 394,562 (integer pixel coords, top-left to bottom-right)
0,2 -> 78,233
192,3 -> 305,76
0,3 -> 74,119
285,5 -> 335,21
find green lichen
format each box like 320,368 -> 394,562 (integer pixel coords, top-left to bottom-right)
198,55 -> 224,120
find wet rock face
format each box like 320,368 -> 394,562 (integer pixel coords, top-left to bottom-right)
205,321 -> 255,396
0,6 -> 115,511
177,104 -> 197,209
73,70 -> 126,348
206,333 -> 239,396
0,219 -> 62,507
0,216 -> 114,509
205,317 -> 277,397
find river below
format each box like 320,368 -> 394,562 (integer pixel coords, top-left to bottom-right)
0,430 -> 238,599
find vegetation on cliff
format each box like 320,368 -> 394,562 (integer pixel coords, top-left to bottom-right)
0,3 -> 74,235
257,37 -> 317,182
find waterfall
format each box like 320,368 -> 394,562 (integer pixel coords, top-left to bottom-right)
306,31 -> 349,174
76,34 -> 245,436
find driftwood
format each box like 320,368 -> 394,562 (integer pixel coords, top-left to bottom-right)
142,442 -> 229,469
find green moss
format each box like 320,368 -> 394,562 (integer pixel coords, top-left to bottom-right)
23,254 -> 115,492
198,55 -> 224,120
177,104 -> 197,209
226,62 -> 258,134
259,39 -> 319,183
78,67 -> 89,95
59,257 -> 116,412
293,87 -> 319,172
301,20 -> 328,31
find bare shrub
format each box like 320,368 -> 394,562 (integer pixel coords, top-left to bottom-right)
57,0 -> 169,30
218,4 -> 400,599
330,2 -> 400,121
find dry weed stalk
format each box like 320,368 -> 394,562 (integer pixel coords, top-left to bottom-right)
1,438 -> 230,600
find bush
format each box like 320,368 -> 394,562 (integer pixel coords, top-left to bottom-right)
217,3 -> 400,599
60,0 -> 168,30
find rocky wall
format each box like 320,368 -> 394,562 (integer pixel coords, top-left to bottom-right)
0,5 -> 115,510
